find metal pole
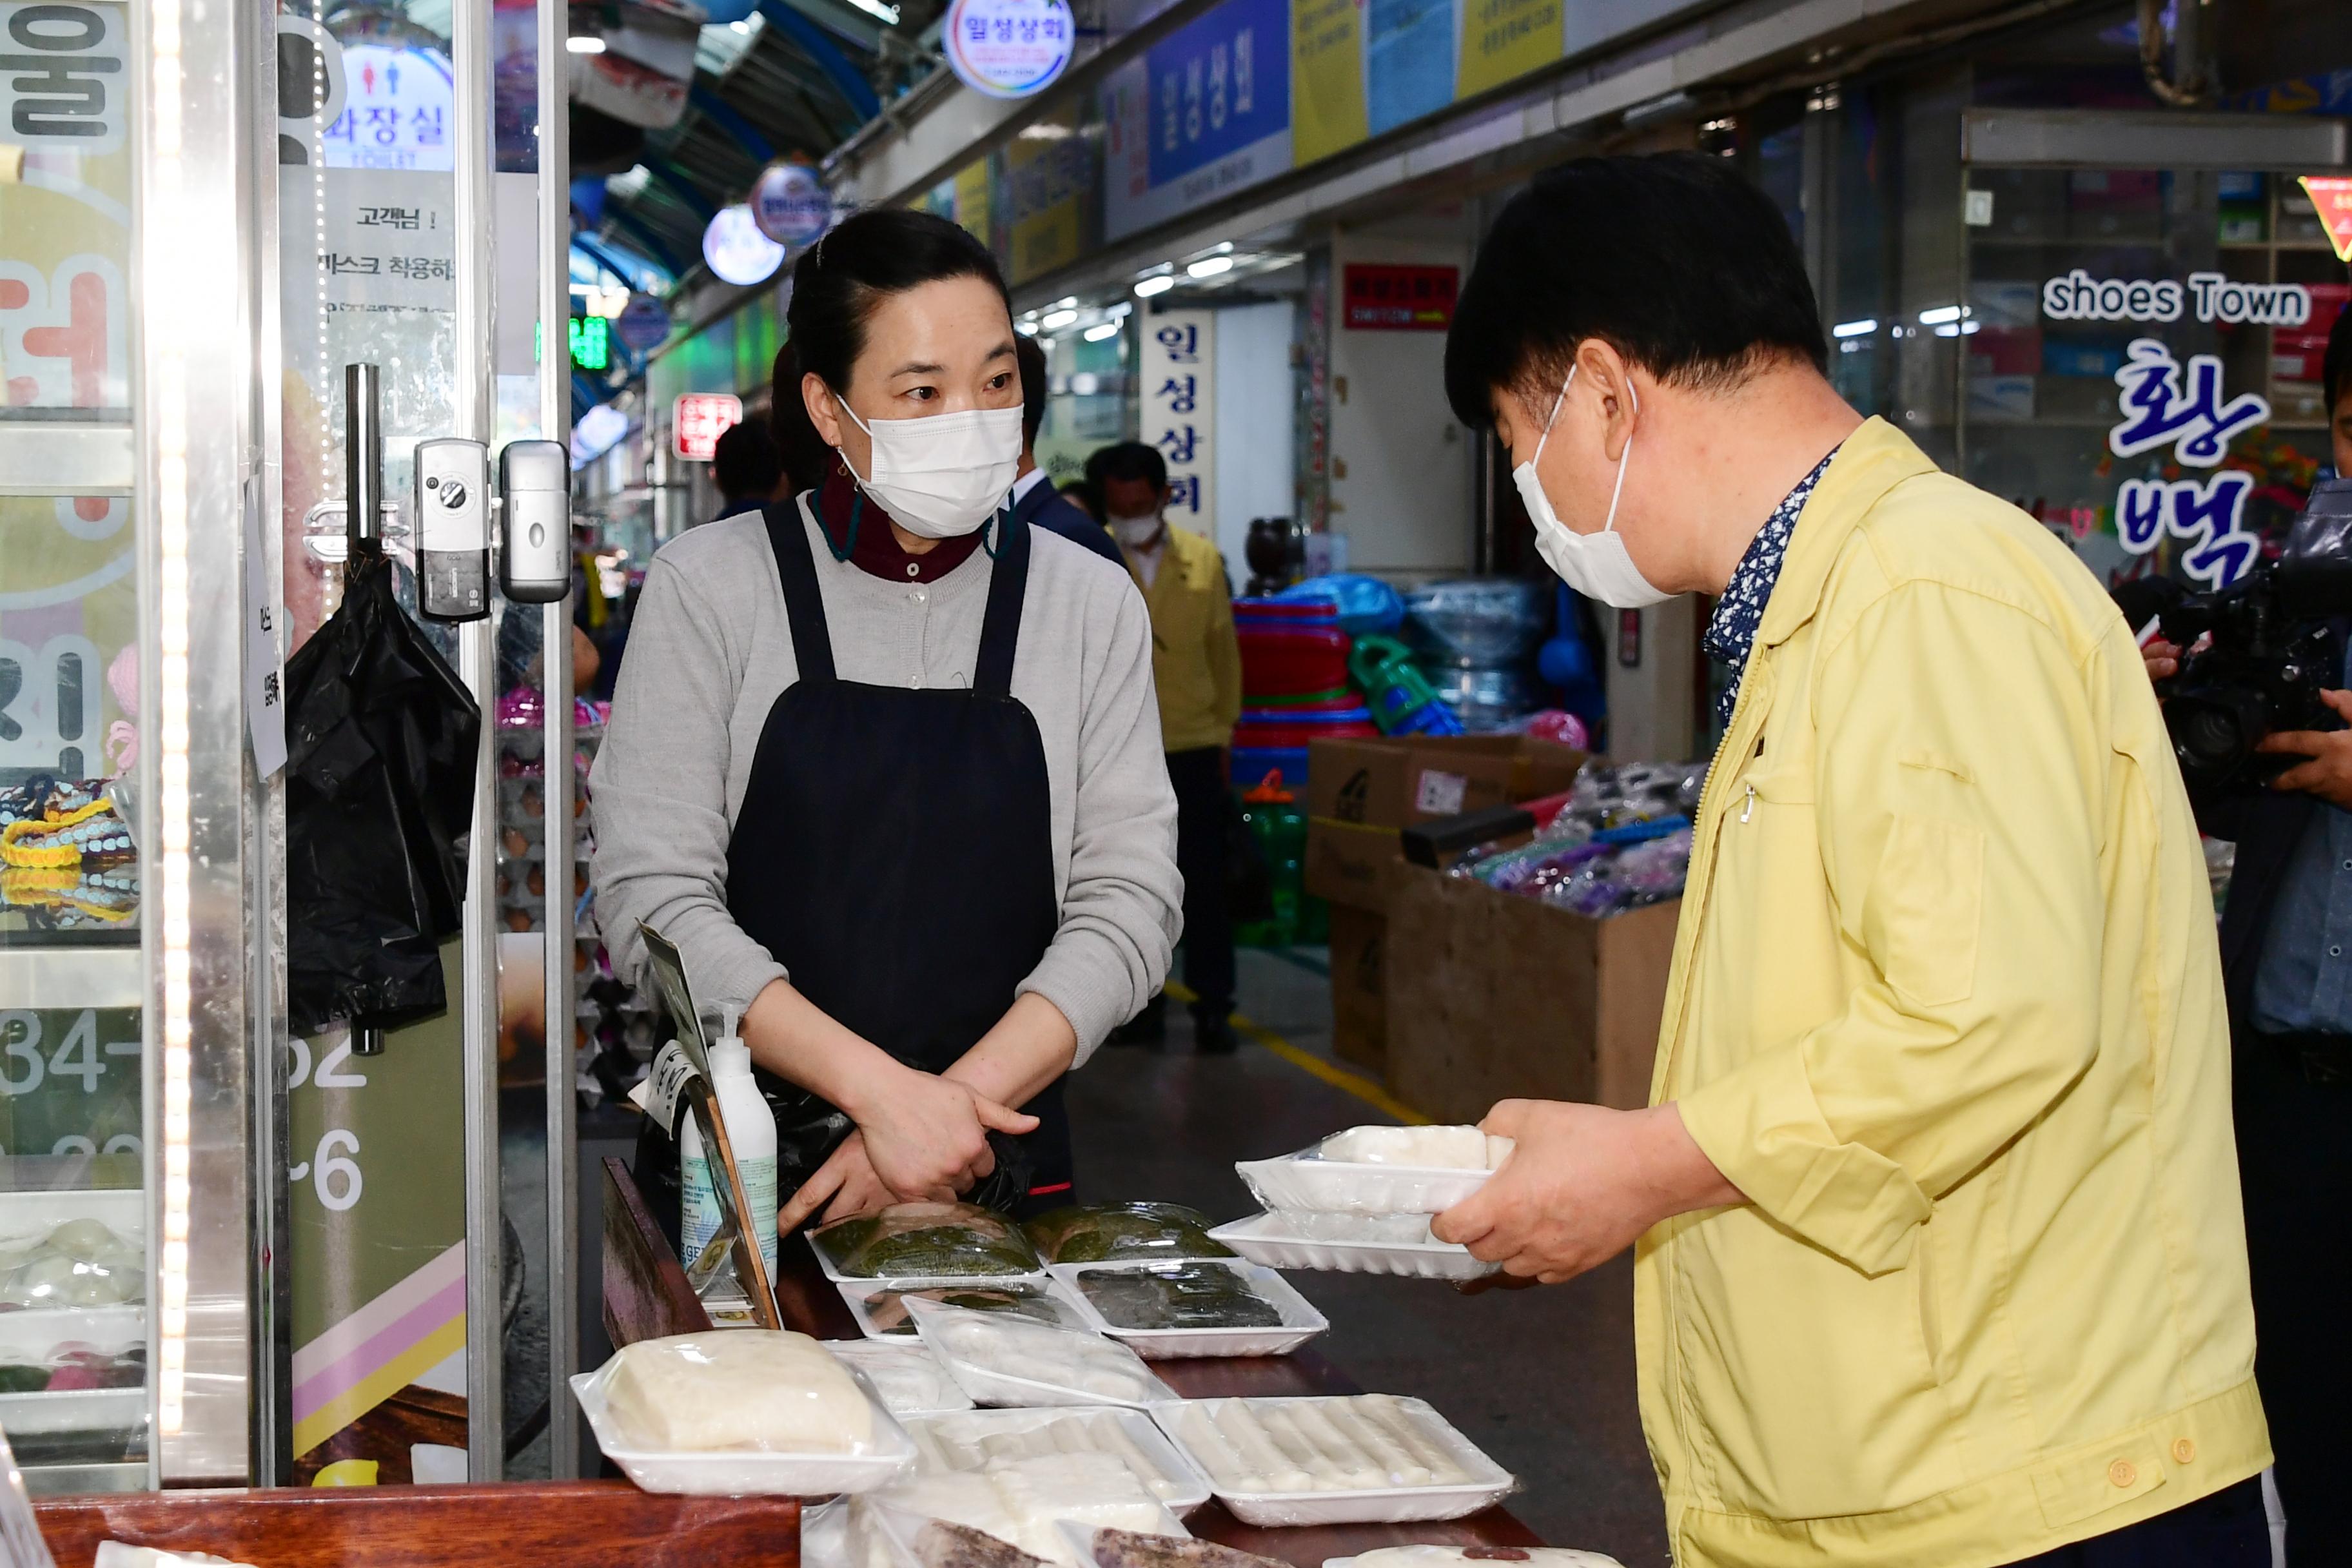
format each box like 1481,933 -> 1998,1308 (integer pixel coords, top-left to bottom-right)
344,364 -> 382,547
540,0 -> 581,1482
451,0 -> 504,1483
343,362 -> 388,1061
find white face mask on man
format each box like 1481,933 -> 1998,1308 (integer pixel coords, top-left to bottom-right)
1513,366 -> 1673,609
834,397 -> 1023,539
1110,511 -> 1163,549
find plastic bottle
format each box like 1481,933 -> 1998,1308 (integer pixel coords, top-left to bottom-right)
1236,771 -> 1309,946
680,1005 -> 778,1282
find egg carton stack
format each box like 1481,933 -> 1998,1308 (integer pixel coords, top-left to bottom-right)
0,1192 -> 147,1445
494,693 -> 642,1099
1213,1126 -> 1511,1282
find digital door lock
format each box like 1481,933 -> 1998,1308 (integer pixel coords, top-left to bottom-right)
409,437 -> 572,621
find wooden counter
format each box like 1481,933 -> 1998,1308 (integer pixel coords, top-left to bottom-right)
614,1158 -> 1544,1567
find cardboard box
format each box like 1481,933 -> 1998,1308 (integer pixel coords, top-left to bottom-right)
1304,735 -> 1587,914
1384,864 -> 1680,1119
1326,905 -> 1388,1073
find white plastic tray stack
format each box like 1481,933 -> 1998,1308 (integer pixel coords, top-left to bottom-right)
1214,1126 -> 1508,1281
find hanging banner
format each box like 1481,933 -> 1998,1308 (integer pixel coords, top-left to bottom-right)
1005,108 -> 1095,285
1102,0 -> 1292,241
1142,311 -> 1217,532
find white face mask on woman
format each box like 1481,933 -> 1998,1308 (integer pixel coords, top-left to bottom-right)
1514,367 -> 1672,608
834,398 -> 1023,539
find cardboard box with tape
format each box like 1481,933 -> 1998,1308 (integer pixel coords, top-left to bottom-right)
1386,864 -> 1679,1119
1305,735 -> 1587,1070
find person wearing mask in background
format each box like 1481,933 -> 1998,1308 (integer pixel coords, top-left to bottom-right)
594,208 -> 1182,1234
1431,153 -> 2267,1567
1010,336 -> 1124,567
1095,440 -> 1242,1053
2135,302 -> 2352,1561
711,421 -> 787,520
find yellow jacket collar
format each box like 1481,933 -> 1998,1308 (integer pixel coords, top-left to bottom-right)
1752,416 -> 1940,653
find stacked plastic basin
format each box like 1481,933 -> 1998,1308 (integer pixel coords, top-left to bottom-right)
1231,599 -> 1375,789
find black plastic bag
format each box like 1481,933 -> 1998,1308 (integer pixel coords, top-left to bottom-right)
284,551 -> 481,1035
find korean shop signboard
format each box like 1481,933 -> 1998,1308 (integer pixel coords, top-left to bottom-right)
2044,269 -> 2319,591
673,393 -> 743,462
1142,311 -> 1216,529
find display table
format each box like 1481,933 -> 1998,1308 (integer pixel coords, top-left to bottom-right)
603,1158 -> 1545,1568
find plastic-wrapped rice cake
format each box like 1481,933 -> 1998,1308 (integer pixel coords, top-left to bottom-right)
859,1452 -> 1179,1567
599,1329 -> 877,1452
910,1408 -> 1191,1504
912,1301 -> 1168,1405
1318,1126 -> 1513,1170
1168,1395 -> 1480,1493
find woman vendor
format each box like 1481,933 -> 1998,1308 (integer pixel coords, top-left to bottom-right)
592,209 -> 1180,1231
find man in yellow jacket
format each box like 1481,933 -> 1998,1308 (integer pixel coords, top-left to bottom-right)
1095,440 -> 1244,1052
1432,153 -> 2268,1567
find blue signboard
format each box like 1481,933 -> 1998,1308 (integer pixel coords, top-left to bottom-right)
1364,0 -> 1455,136
1142,0 -> 1290,188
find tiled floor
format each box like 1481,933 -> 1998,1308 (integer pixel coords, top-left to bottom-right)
1066,948 -> 1670,1566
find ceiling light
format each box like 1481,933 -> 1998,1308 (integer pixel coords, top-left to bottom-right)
844,0 -> 901,20
1015,320 -> 1039,336
1134,275 -> 1176,298
1917,304 -> 1963,326
1041,308 -> 1079,329
1083,322 -> 1121,342
1832,318 -> 1877,338
1186,255 -> 1233,279
567,34 -> 605,53
1052,296 -> 1077,309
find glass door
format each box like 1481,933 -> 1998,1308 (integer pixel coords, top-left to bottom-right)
270,0 -> 574,1487
0,0 -> 155,1494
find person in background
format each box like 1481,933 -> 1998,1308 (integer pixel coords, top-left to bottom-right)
1011,337 -> 1124,567
711,420 -> 786,520
2137,301 -> 2352,1562
1431,153 -> 2267,1566
1096,440 -> 1241,1053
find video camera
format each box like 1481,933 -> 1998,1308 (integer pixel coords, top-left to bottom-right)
2155,477 -> 2352,800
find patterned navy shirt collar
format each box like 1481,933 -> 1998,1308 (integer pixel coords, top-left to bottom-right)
1702,446 -> 1841,726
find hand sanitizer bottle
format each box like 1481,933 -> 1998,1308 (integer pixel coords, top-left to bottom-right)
679,1006 -> 779,1281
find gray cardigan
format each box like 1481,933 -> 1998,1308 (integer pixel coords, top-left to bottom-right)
589,498 -> 1182,1064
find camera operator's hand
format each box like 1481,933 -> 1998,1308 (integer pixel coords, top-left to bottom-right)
2142,639 -> 2182,683
2260,689 -> 2352,810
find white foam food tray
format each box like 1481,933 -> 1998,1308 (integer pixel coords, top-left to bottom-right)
1236,1155 -> 1491,1217
570,1366 -> 919,1496
1050,1260 -> 1328,1359
905,1298 -> 1181,1410
1150,1396 -> 1515,1528
0,1384 -> 144,1438
1208,1213 -> 1500,1282
903,1405 -> 1213,1516
837,1275 -> 1093,1340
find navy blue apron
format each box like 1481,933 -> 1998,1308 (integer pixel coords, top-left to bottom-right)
637,501 -> 1072,1242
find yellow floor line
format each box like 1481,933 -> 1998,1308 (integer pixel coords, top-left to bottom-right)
1163,981 -> 1429,1126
